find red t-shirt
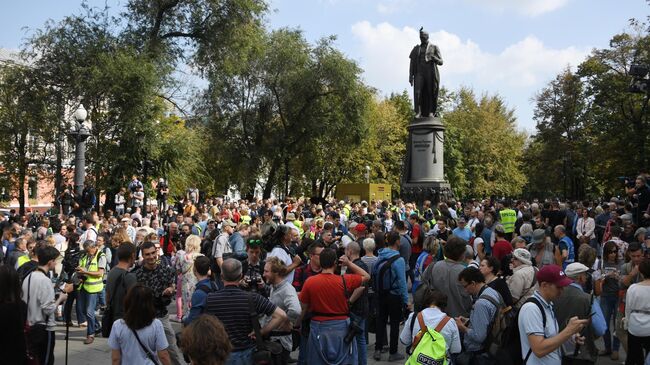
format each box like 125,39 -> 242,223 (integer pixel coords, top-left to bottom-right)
411,224 -> 422,254
492,239 -> 513,261
299,273 -> 362,321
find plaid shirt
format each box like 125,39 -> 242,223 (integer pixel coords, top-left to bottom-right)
292,263 -> 321,292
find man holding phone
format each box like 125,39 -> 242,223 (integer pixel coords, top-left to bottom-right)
554,263 -> 607,364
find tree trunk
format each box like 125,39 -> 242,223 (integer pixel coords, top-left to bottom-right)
263,160 -> 279,199
311,178 -> 318,197
17,143 -> 27,216
283,158 -> 290,199
55,132 -> 63,200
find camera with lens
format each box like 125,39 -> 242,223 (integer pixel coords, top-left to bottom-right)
629,64 -> 650,94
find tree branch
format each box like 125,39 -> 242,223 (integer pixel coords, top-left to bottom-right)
160,30 -> 203,40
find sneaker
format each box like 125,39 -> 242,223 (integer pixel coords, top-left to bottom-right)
94,327 -> 102,336
83,336 -> 94,345
611,351 -> 619,361
381,345 -> 389,353
388,353 -> 405,362
170,316 -> 182,323
373,350 -> 382,361
79,322 -> 88,328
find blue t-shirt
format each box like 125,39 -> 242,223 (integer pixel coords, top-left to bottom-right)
558,236 -> 574,270
452,227 -> 473,242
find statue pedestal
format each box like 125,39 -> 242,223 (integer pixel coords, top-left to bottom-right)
401,116 -> 453,205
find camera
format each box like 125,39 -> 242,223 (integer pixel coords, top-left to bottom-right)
629,64 -> 650,94
617,176 -> 636,189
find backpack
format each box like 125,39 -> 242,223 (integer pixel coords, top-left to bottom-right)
490,296 -> 546,365
406,313 -> 451,365
371,255 -> 400,295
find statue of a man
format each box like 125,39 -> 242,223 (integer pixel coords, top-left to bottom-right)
409,27 -> 443,118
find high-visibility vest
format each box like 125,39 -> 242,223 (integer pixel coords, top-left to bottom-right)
16,254 -> 30,268
241,215 -> 252,225
78,252 -> 105,293
499,209 -> 517,234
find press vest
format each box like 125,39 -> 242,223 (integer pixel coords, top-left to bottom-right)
499,209 -> 517,233
78,252 -> 105,293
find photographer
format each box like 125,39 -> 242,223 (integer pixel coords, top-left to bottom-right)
22,245 -> 72,365
240,237 -> 267,295
76,239 -> 107,344
631,175 -> 650,226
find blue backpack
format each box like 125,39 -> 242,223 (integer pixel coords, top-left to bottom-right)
372,255 -> 400,294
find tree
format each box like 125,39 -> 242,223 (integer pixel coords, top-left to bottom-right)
0,65 -> 57,215
443,88 -> 527,198
577,31 -> 650,192
523,68 -> 594,199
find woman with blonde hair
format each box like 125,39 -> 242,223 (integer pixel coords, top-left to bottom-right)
173,234 -> 203,322
111,227 -> 132,248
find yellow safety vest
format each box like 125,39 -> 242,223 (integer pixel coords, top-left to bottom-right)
241,215 -> 252,225
78,252 -> 105,293
499,209 -> 517,234
16,254 -> 31,268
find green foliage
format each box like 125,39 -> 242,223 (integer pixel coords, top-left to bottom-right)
443,88 -> 527,198
525,29 -> 650,199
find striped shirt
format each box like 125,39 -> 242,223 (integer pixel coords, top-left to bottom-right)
205,285 -> 276,351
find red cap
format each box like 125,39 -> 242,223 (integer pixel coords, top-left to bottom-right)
536,264 -> 572,287
354,223 -> 367,233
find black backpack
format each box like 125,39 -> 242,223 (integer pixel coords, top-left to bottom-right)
493,296 -> 546,365
371,255 -> 400,295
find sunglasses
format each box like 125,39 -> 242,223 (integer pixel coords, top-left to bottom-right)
247,239 -> 262,247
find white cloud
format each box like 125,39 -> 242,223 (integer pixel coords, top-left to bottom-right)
465,0 -> 571,17
350,21 -> 589,129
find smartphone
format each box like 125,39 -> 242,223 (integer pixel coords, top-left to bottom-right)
581,312 -> 595,320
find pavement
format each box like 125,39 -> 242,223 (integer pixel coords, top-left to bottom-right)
53,308 -> 628,365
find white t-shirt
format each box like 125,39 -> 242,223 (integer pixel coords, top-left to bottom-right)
626,283 -> 650,337
400,306 -> 462,356
518,292 -> 561,365
267,246 -> 294,284
108,319 -> 168,364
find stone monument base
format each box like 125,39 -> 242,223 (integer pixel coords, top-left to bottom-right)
401,181 -> 453,206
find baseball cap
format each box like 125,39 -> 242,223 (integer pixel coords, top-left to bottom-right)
222,219 -> 237,228
565,263 -> 590,278
354,223 -> 367,233
635,227 -> 647,239
537,264 -> 572,287
531,229 -> 546,244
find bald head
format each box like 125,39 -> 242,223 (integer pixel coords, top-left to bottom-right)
346,241 -> 361,257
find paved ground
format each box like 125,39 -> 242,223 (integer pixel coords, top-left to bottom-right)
53,306 -> 627,364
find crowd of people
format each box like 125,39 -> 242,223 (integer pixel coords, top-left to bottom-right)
0,174 -> 650,365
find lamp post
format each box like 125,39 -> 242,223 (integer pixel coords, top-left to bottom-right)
365,165 -> 370,184
69,104 -> 91,198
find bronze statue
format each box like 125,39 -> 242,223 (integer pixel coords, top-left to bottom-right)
409,27 -> 443,117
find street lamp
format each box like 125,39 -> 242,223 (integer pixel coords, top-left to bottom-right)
365,165 -> 371,184
69,104 -> 91,198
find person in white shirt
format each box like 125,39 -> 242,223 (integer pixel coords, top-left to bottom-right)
78,214 -> 98,246
400,288 -> 461,358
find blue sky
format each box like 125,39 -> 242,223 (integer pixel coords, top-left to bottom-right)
1,0 -> 647,132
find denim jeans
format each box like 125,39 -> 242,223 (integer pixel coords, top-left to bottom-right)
600,295 -> 620,351
77,289 -> 99,336
159,316 -> 184,365
226,347 -> 253,365
350,313 -> 367,365
63,289 -> 85,325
